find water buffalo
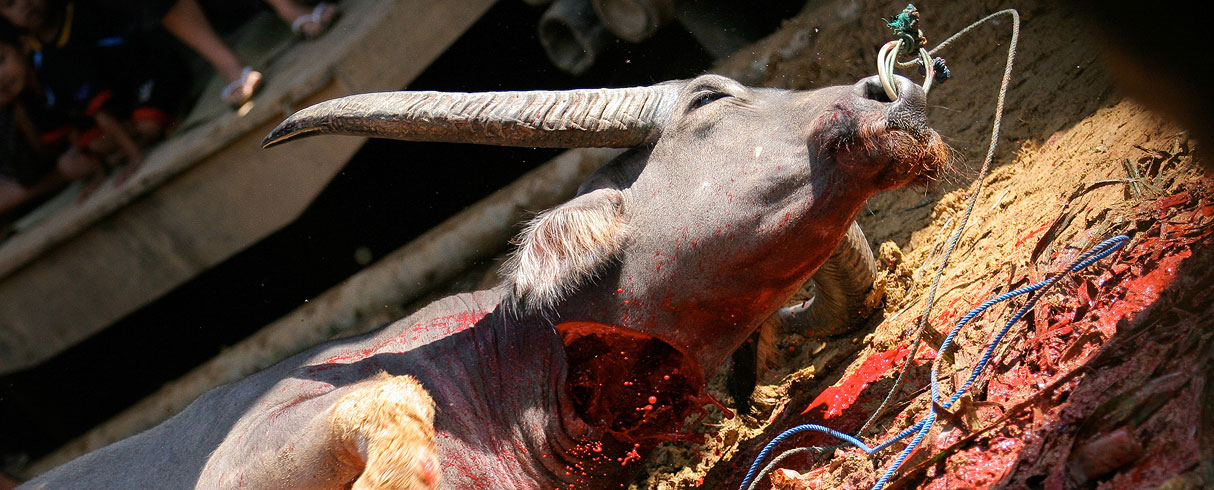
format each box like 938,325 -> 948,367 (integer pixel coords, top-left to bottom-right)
21,73 -> 947,489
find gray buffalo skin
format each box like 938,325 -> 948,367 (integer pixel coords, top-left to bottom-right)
22,74 -> 947,489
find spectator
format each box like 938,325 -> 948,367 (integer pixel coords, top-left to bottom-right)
41,31 -> 191,179
2,0 -> 254,107
0,19 -> 103,221
268,1 -> 339,40
1,0 -> 341,108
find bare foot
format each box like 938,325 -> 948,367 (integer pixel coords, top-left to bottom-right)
221,67 -> 264,108
290,2 -> 340,40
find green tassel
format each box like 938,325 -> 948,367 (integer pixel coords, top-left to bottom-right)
885,4 -> 927,55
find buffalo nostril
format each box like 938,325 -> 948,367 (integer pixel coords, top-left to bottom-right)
884,75 -> 929,134
854,75 -> 894,103
851,75 -> 929,133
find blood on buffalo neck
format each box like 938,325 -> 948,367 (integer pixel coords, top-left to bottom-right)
555,321 -> 726,445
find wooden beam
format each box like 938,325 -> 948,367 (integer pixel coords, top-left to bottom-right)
0,0 -> 498,374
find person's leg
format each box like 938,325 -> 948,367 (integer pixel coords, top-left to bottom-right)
264,0 -> 339,39
160,0 -> 245,83
161,0 -> 263,106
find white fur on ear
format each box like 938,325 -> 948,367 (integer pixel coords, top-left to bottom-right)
503,188 -> 629,314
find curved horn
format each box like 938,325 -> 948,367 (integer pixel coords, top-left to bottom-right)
262,85 -> 677,149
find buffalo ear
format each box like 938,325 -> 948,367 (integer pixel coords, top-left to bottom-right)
502,188 -> 630,314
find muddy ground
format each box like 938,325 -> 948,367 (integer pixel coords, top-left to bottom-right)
632,0 -> 1212,489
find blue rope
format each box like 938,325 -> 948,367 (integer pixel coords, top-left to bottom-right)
738,235 -> 1128,490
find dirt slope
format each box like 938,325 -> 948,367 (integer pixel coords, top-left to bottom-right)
634,1 -> 1211,488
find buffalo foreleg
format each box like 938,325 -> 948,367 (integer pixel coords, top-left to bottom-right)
332,373 -> 440,490
198,372 -> 439,489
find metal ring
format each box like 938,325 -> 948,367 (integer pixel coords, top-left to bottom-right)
876,40 -> 936,101
877,40 -> 901,100
919,47 -> 935,93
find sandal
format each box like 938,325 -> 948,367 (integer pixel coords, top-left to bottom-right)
220,66 -> 264,108
291,2 -> 340,40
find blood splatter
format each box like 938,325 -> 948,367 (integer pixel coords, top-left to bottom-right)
801,344 -> 913,419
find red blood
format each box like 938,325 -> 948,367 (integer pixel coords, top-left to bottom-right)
802,345 -> 912,418
1155,190 -> 1191,215
558,322 -> 705,443
1093,250 -> 1187,338
1016,222 -> 1053,248
323,310 -> 488,364
620,445 -> 642,466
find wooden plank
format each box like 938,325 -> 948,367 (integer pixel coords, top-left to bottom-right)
24,148 -> 621,477
0,0 -> 498,374
0,81 -> 354,373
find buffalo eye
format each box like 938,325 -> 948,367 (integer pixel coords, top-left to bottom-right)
688,90 -> 729,111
